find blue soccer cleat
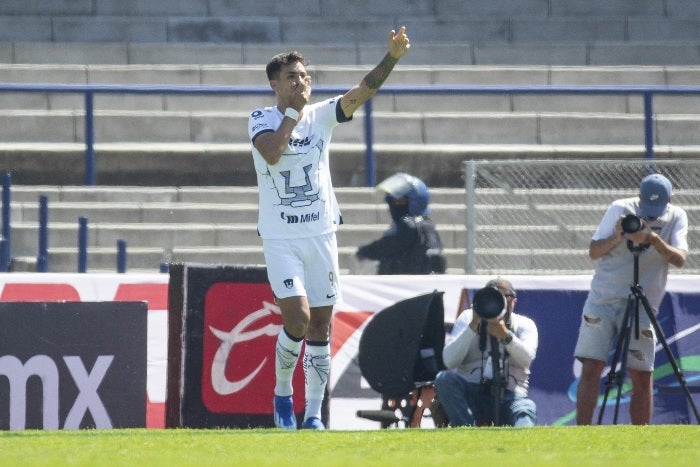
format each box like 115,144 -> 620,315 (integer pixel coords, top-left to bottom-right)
273,395 -> 297,430
301,416 -> 325,430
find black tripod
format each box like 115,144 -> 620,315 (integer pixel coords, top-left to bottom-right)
598,241 -> 700,425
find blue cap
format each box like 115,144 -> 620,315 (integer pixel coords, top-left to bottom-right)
640,173 -> 672,218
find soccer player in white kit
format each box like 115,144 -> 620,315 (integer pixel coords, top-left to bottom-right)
248,27 -> 410,429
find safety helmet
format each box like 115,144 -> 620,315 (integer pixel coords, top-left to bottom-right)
376,172 -> 430,216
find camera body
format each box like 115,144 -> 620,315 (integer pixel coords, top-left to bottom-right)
621,214 -> 644,234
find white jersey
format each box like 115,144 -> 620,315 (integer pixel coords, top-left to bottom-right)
249,96 -> 350,239
588,197 -> 689,310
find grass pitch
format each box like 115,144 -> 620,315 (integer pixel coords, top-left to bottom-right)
0,425 -> 698,466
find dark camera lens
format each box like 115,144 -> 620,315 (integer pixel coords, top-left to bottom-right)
473,287 -> 507,320
621,214 -> 643,234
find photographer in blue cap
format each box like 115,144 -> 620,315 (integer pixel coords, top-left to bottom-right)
574,173 -> 688,425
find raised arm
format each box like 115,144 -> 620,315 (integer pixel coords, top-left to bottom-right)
339,26 -> 410,118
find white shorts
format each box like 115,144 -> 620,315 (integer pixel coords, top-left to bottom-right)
262,232 -> 340,308
574,298 -> 657,372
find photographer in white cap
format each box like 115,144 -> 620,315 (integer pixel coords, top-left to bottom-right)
574,173 -> 688,425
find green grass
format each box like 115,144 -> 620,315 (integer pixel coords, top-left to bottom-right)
0,425 -> 698,466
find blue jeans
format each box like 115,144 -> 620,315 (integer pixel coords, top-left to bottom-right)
434,370 -> 537,427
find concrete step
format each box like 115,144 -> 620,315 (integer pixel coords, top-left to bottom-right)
11,202 -> 260,224
4,108 -> 700,146
7,85 -> 696,116
37,246 -> 166,273
12,216 -> 700,254
9,222 -> 263,251
10,200 -> 617,228
8,185 -> 388,204
3,0 -> 700,20
1,64 -> 699,87
9,184 -> 700,206
0,40 -> 699,66
2,14 -> 700,49
3,1 -> 692,18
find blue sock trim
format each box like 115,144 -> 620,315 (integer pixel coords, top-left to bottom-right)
305,339 -> 329,346
283,327 -> 304,342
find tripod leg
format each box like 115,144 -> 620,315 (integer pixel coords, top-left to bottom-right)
612,297 -> 637,424
598,296 -> 633,425
637,292 -> 700,424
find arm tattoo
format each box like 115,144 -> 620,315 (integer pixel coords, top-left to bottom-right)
362,53 -> 398,90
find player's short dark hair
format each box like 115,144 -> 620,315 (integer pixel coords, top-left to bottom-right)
266,51 -> 307,80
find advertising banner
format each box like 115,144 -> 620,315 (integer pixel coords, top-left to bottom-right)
0,272 -> 698,428
165,264 -> 314,429
0,301 -> 147,430
0,274 -> 168,428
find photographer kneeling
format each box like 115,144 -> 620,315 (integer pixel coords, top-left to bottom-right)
434,278 -> 538,427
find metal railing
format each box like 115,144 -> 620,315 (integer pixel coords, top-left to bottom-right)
0,172 -> 133,273
2,83 -> 700,186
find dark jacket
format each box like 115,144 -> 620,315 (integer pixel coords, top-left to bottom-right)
356,215 -> 446,274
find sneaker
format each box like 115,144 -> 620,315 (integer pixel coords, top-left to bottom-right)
273,395 -> 297,430
301,417 -> 325,430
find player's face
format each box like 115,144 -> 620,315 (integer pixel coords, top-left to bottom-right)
275,62 -> 310,98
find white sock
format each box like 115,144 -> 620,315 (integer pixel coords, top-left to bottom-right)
303,340 -> 330,420
274,329 -> 303,397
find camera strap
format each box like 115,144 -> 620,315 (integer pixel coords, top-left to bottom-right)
478,321 -> 488,352
478,321 -> 511,387
490,335 -> 502,383
478,322 -> 488,382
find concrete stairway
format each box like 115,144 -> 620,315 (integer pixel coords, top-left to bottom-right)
0,1 -> 700,188
2,63 -> 700,188
8,185 -> 467,273
6,185 -> 700,275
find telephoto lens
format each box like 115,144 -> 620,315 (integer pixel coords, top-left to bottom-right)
472,286 -> 507,320
621,214 -> 643,234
